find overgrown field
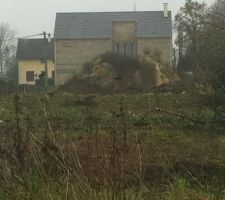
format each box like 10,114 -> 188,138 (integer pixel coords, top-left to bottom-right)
0,87 -> 225,199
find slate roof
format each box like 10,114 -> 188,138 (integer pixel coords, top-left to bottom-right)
17,39 -> 54,60
54,11 -> 172,39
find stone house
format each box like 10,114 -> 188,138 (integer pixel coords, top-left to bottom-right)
17,39 -> 55,85
54,4 -> 172,86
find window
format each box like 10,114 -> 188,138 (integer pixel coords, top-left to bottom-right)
126,44 -> 131,55
52,71 -> 55,79
119,43 -> 124,54
114,44 -> 119,53
62,41 -> 72,47
124,44 -> 127,55
26,71 -> 34,81
116,43 -> 120,53
113,43 -> 137,56
131,43 -> 137,55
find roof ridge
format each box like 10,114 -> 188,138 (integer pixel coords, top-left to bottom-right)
18,38 -> 44,40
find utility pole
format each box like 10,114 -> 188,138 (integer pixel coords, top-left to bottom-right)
178,23 -> 183,65
0,49 -> 3,73
0,60 -> 2,73
43,31 -> 48,88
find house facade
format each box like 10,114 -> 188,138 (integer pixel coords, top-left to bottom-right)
54,5 -> 172,86
17,39 -> 55,85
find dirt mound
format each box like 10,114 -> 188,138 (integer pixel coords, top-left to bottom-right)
61,52 -> 176,94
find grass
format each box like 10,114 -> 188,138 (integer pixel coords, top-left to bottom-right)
0,89 -> 225,199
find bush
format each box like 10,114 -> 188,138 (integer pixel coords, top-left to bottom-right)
62,52 -> 172,94
143,48 -> 162,63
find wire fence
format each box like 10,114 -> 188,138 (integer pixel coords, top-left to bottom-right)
0,91 -> 225,199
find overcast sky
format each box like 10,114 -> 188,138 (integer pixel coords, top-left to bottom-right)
0,0 -> 215,37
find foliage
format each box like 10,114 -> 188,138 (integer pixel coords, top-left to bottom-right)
100,52 -> 140,69
143,48 -> 162,63
0,88 -> 225,199
175,0 -> 225,122
62,52 -> 173,94
5,56 -> 18,84
175,0 -> 207,72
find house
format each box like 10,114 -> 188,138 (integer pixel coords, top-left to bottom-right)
17,39 -> 55,85
54,4 -> 172,86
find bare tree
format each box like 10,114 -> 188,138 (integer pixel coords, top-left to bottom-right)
0,23 -> 16,73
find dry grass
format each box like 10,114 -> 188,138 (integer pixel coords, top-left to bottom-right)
0,91 -> 225,199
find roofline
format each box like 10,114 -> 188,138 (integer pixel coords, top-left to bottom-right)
18,38 -> 43,40
17,58 -> 54,61
138,36 -> 172,39
112,20 -> 138,23
55,37 -> 110,40
17,38 -> 54,41
56,10 -> 172,15
54,36 -> 172,40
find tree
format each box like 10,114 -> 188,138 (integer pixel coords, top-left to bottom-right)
6,56 -> 18,84
175,0 -> 225,120
206,0 -> 225,119
0,23 -> 16,73
197,0 -> 225,82
175,0 -> 207,72
209,0 -> 225,33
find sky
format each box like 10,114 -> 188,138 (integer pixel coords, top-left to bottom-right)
0,0 -> 216,37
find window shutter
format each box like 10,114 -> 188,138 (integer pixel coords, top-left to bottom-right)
26,71 -> 34,81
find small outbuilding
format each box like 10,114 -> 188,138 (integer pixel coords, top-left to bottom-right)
17,38 -> 55,85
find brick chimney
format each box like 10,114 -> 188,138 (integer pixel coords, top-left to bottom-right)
163,3 -> 168,18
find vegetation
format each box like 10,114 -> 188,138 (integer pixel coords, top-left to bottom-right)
61,51 -> 174,94
175,0 -> 225,122
175,0 -> 225,83
0,23 -> 16,74
0,84 -> 225,199
0,0 -> 225,199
